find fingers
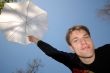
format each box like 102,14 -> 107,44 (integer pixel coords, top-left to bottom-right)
28,35 -> 35,42
28,35 -> 38,43
28,35 -> 39,43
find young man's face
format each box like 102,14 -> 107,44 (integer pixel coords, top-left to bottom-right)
69,29 -> 95,58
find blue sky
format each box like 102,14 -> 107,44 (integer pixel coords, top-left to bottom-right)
0,0 -> 110,73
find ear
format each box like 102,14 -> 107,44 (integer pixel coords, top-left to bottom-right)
69,45 -> 74,53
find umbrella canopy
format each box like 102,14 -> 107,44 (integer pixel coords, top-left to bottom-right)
0,1 -> 48,45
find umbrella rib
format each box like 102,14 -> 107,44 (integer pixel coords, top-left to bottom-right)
0,21 -> 19,23
0,1 -> 48,45
25,13 -> 47,36
25,1 -> 30,35
5,3 -> 25,21
4,1 -> 34,43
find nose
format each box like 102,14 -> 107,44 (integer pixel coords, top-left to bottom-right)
80,39 -> 87,48
81,39 -> 86,44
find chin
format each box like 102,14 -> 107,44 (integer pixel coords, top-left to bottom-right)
79,53 -> 94,58
85,53 -> 94,58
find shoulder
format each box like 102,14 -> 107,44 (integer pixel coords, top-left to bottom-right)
98,44 -> 110,49
95,44 -> 110,53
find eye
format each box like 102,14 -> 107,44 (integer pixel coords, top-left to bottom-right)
84,34 -> 90,38
72,39 -> 79,44
73,39 -> 78,43
84,35 -> 89,38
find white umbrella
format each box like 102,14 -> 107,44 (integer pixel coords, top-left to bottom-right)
0,1 -> 48,45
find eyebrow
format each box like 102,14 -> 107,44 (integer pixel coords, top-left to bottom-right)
70,37 -> 78,43
83,33 -> 88,36
83,33 -> 90,37
70,32 -> 89,42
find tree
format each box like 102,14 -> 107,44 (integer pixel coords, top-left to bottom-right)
0,2 -> 4,14
14,59 -> 43,73
0,0 -> 29,14
0,0 -> 14,14
98,1 -> 110,20
27,59 -> 42,73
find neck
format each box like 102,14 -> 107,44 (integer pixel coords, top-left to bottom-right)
79,54 -> 95,64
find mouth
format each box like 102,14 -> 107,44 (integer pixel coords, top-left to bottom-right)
81,45 -> 90,50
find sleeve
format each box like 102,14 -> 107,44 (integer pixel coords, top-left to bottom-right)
37,40 -> 75,70
96,44 -> 110,55
103,44 -> 110,53
37,40 -> 60,56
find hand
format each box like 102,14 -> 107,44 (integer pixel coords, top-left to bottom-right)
28,35 -> 39,43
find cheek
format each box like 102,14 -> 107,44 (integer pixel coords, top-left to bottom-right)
72,43 -> 81,49
88,40 -> 94,47
71,44 -> 81,52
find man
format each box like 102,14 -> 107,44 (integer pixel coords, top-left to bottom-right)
28,25 -> 110,73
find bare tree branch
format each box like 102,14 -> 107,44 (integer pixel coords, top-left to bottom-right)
14,59 -> 43,73
98,1 -> 110,20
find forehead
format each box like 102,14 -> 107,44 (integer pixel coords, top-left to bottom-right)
71,29 -> 87,35
69,29 -> 88,39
